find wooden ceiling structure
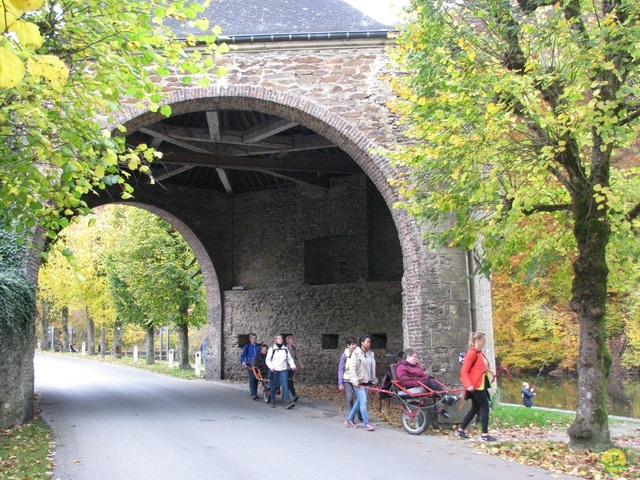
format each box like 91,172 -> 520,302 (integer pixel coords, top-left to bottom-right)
127,109 -> 362,196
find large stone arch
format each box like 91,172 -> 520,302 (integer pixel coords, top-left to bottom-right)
112,86 -> 428,359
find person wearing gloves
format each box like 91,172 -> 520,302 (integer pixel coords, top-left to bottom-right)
266,334 -> 296,409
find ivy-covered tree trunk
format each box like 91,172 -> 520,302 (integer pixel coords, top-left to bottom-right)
177,322 -> 190,370
0,227 -> 38,430
567,149 -> 612,451
38,298 -> 49,350
145,324 -> 155,365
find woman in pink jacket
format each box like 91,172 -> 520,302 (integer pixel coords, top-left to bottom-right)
455,332 -> 496,442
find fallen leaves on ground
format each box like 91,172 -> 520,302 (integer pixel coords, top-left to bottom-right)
297,384 -> 640,480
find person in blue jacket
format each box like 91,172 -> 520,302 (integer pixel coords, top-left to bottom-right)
521,382 -> 536,407
240,333 -> 262,400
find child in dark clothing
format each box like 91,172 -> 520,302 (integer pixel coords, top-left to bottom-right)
521,382 -> 536,407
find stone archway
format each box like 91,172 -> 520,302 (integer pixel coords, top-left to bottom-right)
110,87 -> 427,373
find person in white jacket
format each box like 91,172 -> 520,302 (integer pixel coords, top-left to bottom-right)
344,334 -> 377,431
266,335 -> 296,409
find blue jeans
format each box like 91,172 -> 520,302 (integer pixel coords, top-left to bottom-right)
247,368 -> 257,397
270,370 -> 291,403
347,385 -> 368,424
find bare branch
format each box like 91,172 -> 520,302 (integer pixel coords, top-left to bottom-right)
626,202 -> 640,223
619,108 -> 640,127
523,204 -> 572,216
516,0 -> 555,14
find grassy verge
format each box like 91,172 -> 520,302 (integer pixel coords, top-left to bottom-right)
0,417 -> 54,479
491,404 -> 575,429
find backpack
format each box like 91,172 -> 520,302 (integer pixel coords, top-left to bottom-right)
458,351 -> 466,365
374,372 -> 393,399
270,346 -> 289,361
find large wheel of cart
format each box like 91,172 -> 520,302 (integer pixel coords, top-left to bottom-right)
400,400 -> 428,435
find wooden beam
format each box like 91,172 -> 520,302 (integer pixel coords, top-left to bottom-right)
141,123 -> 336,154
206,111 -> 221,141
241,118 -> 299,144
160,152 -> 360,174
152,164 -> 195,182
265,171 -> 330,190
216,168 -> 234,195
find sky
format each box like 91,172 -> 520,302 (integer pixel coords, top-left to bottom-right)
345,0 -> 410,24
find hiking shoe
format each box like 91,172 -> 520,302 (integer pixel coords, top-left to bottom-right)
252,395 -> 259,400
286,402 -> 295,409
436,407 -> 450,419
454,429 -> 468,439
344,419 -> 357,428
293,396 -> 299,402
364,423 -> 375,431
481,434 -> 497,442
270,402 -> 276,408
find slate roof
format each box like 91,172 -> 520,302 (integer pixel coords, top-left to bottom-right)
174,0 -> 396,37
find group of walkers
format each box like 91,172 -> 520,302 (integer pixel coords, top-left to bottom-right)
241,329 -> 501,441
240,333 -> 303,409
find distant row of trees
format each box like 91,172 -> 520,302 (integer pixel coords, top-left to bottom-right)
492,252 -> 640,374
38,205 -> 206,369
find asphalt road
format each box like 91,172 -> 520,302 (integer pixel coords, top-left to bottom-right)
35,353 -> 576,480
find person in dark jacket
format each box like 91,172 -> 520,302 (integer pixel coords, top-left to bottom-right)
395,348 -> 458,417
252,344 -> 270,379
521,382 -> 536,407
240,333 -> 262,400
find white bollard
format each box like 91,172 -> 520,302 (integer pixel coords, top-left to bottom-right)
133,345 -> 138,362
37,340 -> 42,350
195,351 -> 201,377
81,342 -> 86,356
168,349 -> 174,368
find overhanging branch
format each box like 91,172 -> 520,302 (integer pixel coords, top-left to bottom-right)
523,203 -> 572,216
626,202 -> 640,223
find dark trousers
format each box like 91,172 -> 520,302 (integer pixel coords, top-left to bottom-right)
460,389 -> 490,434
287,370 -> 296,397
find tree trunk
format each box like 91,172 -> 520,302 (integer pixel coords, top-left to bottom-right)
85,307 -> 95,355
100,325 -> 106,359
145,324 -> 155,365
113,322 -> 122,359
178,322 -> 190,370
567,162 -> 612,451
61,305 -> 69,351
39,299 -> 48,350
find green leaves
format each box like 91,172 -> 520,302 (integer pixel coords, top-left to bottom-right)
390,0 -> 640,279
1,0 -> 227,241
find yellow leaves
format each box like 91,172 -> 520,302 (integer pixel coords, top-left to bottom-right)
0,0 -> 23,32
7,0 -> 43,10
27,55 -> 69,89
0,46 -> 25,88
8,20 -> 44,47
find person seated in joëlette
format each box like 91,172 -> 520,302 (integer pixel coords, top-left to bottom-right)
395,348 -> 458,416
